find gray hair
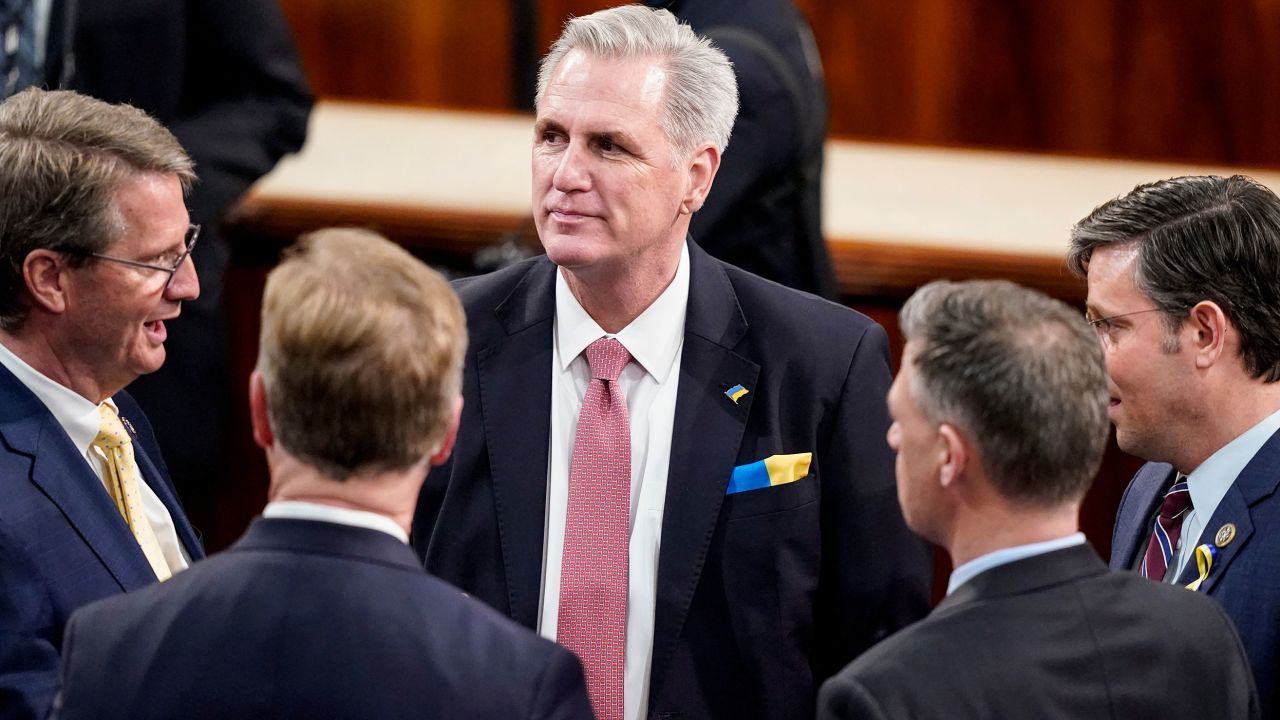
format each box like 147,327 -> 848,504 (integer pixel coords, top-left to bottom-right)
899,280 -> 1109,506
536,4 -> 739,158
0,88 -> 195,330
1067,175 -> 1280,382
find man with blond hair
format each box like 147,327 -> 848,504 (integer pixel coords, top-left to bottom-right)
414,6 -> 931,719
0,88 -> 203,718
52,229 -> 594,719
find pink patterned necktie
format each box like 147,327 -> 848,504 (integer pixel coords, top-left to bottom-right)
558,337 -> 631,720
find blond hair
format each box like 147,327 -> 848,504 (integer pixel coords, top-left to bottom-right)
257,228 -> 467,479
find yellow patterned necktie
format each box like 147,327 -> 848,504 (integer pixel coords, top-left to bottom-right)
93,403 -> 172,581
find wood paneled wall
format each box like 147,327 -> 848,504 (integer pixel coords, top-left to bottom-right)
278,0 -> 1280,165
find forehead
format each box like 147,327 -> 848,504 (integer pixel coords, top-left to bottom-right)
888,344 -> 918,409
1085,243 -> 1145,312
108,172 -> 188,246
538,49 -> 669,129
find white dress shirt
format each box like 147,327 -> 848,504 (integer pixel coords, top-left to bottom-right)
0,341 -> 191,573
539,242 -> 689,720
947,532 -> 1087,596
263,500 -> 409,543
1171,407 -> 1280,581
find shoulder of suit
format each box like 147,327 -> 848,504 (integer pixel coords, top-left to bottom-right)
452,256 -> 551,302
716,259 -> 882,336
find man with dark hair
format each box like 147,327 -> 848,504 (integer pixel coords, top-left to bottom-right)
818,279 -> 1259,719
414,6 -> 930,720
52,229 -> 594,720
1069,174 -> 1280,716
0,88 -> 203,718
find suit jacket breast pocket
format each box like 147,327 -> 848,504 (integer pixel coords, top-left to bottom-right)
723,473 -> 818,520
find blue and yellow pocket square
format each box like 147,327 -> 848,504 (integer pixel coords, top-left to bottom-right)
726,453 -> 812,494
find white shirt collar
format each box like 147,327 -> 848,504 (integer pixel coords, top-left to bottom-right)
0,340 -> 110,455
262,500 -> 410,544
554,241 -> 689,383
1185,407 -> 1280,517
946,532 -> 1087,596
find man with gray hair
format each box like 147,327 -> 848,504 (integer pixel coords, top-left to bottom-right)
0,88 -> 203,718
1069,175 -> 1280,716
818,279 -> 1258,719
414,6 -> 931,720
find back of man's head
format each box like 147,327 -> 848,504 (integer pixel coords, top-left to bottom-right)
1067,174 -> 1280,382
899,279 -> 1109,506
256,228 -> 467,480
0,88 -> 195,331
536,4 -> 738,159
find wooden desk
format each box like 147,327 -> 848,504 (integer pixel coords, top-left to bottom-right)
219,102 -> 1280,579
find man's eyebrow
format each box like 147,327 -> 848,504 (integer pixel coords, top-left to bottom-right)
593,129 -> 639,148
534,117 -> 566,135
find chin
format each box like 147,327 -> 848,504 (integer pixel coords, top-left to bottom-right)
542,236 -> 601,270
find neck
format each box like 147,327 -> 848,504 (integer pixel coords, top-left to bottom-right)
265,448 -> 427,537
0,326 -> 113,403
560,239 -> 682,334
1175,378 -> 1280,473
944,498 -> 1080,569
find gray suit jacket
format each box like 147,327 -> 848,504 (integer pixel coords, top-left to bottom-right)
818,543 -> 1259,719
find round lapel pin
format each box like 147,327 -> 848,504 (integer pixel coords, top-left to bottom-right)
1214,523 -> 1237,548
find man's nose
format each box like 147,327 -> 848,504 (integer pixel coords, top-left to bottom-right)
164,253 -> 200,301
552,141 -> 591,192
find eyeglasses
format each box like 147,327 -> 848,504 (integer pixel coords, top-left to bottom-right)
62,224 -> 200,290
1085,307 -> 1163,347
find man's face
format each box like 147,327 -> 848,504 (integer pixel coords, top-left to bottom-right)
62,172 -> 198,397
1084,244 -> 1195,464
533,49 -> 696,280
886,348 -> 946,542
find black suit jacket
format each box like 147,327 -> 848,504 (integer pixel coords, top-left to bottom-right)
53,518 -> 594,720
1110,427 -> 1280,718
818,544 -> 1260,719
0,364 -> 203,720
414,244 -> 932,719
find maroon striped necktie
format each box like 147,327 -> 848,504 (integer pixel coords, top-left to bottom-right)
558,337 -> 631,720
1140,479 -> 1192,582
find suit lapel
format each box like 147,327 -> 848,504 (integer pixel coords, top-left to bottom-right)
478,260 -> 557,628
1175,427 -> 1280,592
650,246 -> 759,693
1111,463 -> 1174,571
0,367 -> 156,591
118,410 -> 205,561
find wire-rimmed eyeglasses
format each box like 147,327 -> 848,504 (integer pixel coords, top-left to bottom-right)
1085,307 -> 1163,347
61,224 -> 200,290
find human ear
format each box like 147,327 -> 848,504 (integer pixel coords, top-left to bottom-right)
679,144 -> 720,215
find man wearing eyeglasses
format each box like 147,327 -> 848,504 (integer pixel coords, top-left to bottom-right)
1068,174 -> 1280,717
0,87 -> 203,719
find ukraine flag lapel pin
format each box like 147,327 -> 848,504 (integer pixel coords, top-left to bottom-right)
724,383 -> 749,404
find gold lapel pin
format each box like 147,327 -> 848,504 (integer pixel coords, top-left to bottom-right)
1214,522 -> 1237,548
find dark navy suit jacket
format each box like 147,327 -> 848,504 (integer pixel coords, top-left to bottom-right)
53,518 -> 594,720
0,363 -> 203,719
820,544 -> 1259,719
414,243 -> 932,719
1110,428 -> 1280,718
